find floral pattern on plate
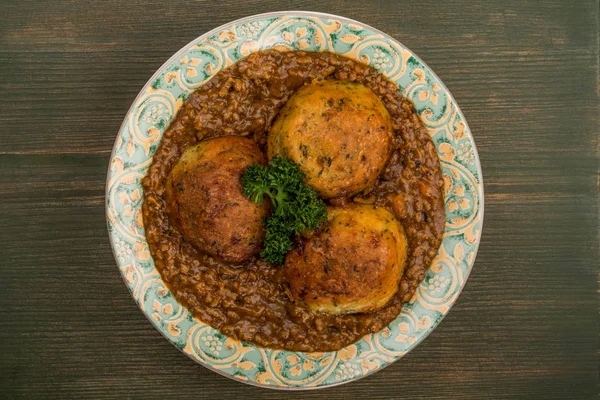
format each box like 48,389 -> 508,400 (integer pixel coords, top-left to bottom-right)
106,11 -> 483,389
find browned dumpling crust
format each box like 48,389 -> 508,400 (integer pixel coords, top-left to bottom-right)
284,204 -> 408,315
164,136 -> 268,264
268,80 -> 393,199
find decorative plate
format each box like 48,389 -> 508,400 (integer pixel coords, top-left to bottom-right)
106,11 -> 484,389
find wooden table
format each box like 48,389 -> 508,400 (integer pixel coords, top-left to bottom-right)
1,1 -> 598,398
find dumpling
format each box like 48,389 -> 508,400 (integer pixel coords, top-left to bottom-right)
268,80 -> 392,198
165,136 -> 268,264
284,205 -> 407,314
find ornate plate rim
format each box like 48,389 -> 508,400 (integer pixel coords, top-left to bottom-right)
105,10 -> 485,390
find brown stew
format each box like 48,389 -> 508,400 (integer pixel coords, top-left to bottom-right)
142,50 -> 445,351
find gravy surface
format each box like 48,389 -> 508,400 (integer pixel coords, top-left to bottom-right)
142,50 -> 445,351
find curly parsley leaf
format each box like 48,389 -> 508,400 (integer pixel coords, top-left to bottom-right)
241,155 -> 327,264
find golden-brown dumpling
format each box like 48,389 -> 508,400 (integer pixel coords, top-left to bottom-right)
284,205 -> 407,314
268,80 -> 392,198
165,136 -> 268,264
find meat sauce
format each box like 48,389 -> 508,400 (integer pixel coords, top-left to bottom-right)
142,50 -> 445,351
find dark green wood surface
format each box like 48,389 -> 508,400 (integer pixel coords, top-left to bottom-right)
1,1 -> 598,398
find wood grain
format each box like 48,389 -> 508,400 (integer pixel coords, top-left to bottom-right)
1,0 -> 598,399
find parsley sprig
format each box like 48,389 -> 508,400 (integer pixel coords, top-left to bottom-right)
241,155 -> 327,264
